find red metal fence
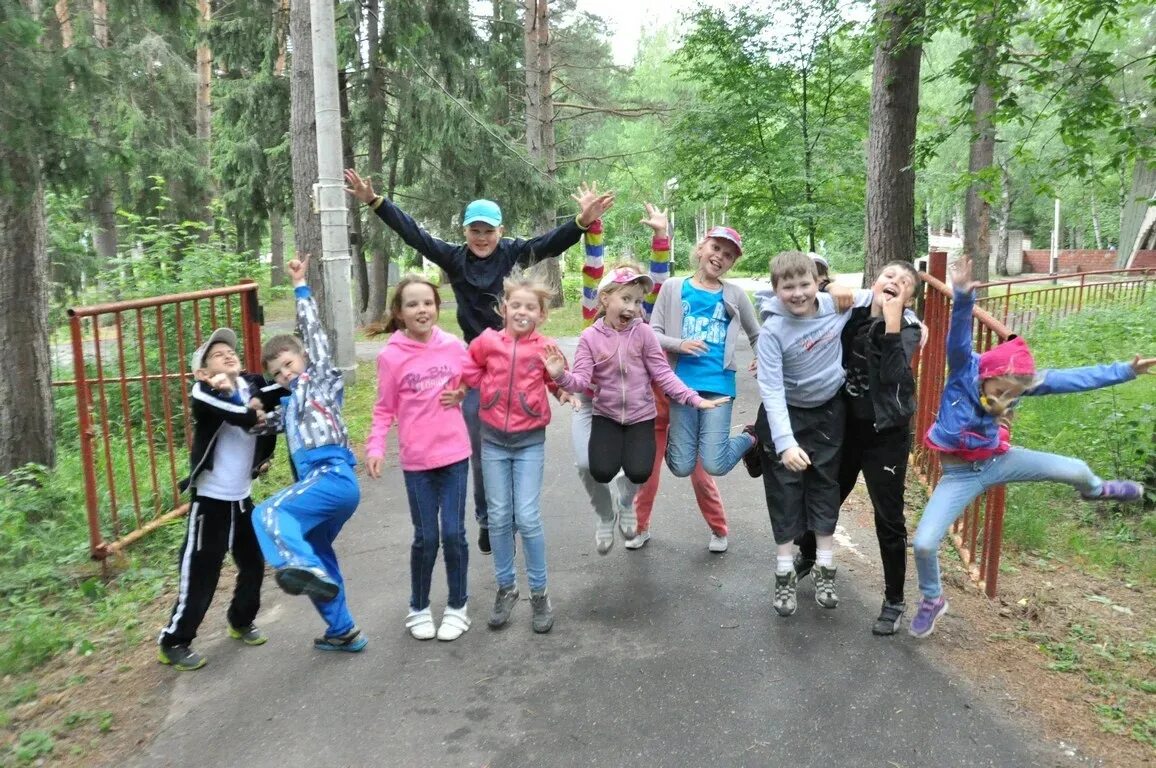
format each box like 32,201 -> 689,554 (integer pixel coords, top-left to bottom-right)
974,268 -> 1153,337
57,282 -> 264,561
912,253 -> 1156,598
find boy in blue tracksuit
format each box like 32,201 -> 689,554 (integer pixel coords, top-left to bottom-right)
253,255 -> 366,652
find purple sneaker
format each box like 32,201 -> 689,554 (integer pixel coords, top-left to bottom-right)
1082,480 -> 1144,503
908,596 -> 948,638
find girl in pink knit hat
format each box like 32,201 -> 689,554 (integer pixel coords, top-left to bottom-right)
909,255 -> 1154,639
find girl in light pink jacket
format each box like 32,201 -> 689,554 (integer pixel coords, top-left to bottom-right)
544,267 -> 727,551
365,275 -> 472,644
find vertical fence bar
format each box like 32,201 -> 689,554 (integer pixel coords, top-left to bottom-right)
113,313 -> 144,527
69,313 -> 105,560
134,308 -> 163,513
156,305 -> 181,496
174,302 -> 193,451
90,314 -> 121,540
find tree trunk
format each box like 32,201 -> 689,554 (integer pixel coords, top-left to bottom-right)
1090,194 -> 1102,249
289,0 -> 324,308
338,68 -> 367,315
0,145 -> 54,473
79,0 -> 119,264
196,0 -> 213,237
864,0 -> 924,284
364,0 -> 388,323
963,77 -> 995,286
270,209 -> 285,285
1118,160 -> 1156,266
995,162 -> 1011,276
523,0 -> 563,307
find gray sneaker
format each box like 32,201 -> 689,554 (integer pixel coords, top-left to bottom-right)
530,591 -> 554,634
872,600 -> 906,636
488,585 -> 520,629
773,570 -> 797,617
814,565 -> 839,609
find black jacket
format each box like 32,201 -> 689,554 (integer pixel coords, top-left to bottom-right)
180,373 -> 288,494
371,197 -> 586,342
841,307 -> 921,432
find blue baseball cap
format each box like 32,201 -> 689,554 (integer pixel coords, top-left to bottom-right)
463,199 -> 502,227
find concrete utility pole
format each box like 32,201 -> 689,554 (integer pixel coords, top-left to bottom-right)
309,0 -> 356,381
1050,198 -> 1061,276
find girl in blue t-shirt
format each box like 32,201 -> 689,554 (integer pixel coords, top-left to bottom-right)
650,225 -> 762,481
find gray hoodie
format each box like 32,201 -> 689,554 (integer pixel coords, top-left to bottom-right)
754,289 -> 872,455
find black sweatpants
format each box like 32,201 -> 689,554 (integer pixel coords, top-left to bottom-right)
159,494 -> 265,647
589,416 -> 657,485
798,417 -> 911,603
755,396 -> 845,544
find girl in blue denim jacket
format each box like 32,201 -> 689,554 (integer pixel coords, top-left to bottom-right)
909,255 -> 1154,639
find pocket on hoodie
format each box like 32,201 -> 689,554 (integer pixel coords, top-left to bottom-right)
481,390 -> 501,411
518,392 -> 543,419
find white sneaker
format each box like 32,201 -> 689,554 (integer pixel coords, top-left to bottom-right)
616,498 -> 638,539
436,605 -> 470,641
595,517 -> 615,555
624,530 -> 651,550
708,533 -> 728,553
405,607 -> 436,640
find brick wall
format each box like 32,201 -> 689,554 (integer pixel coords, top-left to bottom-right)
1022,249 -> 1123,272
1131,250 -> 1156,268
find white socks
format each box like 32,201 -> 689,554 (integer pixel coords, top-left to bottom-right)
776,554 -> 794,574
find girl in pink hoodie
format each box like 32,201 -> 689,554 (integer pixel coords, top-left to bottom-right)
365,276 -> 473,643
544,267 -> 727,552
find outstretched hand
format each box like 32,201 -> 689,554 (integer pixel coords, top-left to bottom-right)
344,169 -> 378,205
556,391 -> 582,411
287,254 -> 309,285
1131,355 -> 1156,376
949,255 -> 980,293
640,202 -> 669,235
572,182 -> 615,228
696,396 -> 731,410
541,343 -> 567,378
828,284 -> 855,312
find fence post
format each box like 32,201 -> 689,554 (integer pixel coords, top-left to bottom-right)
68,312 -> 106,561
239,280 -> 263,372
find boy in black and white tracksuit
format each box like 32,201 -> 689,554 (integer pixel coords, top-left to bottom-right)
157,328 -> 286,671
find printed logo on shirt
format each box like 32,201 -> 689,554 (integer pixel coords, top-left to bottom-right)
402,365 -> 456,393
681,300 -> 728,345
799,329 -> 838,352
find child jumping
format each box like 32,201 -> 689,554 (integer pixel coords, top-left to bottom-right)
346,170 -> 613,556
545,266 -> 726,554
754,251 -> 872,617
252,256 -> 367,653
649,212 -> 761,550
463,276 -> 562,634
365,276 -> 472,642
157,329 -> 286,671
909,255 -> 1152,638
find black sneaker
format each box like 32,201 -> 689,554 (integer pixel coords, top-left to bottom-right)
530,591 -> 554,634
740,425 -> 763,478
478,528 -> 492,555
488,585 -> 519,628
157,643 -> 206,671
275,566 -> 339,601
872,600 -> 906,636
227,623 -> 268,646
793,552 -> 815,581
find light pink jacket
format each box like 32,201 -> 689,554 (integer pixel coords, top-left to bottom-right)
365,327 -> 471,472
554,318 -> 703,425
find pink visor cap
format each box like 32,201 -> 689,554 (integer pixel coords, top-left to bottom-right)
705,225 -> 743,255
597,266 -> 655,294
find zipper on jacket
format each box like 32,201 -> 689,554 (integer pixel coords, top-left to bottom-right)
505,337 -> 519,433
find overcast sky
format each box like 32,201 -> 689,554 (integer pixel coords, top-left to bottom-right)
572,0 -> 731,65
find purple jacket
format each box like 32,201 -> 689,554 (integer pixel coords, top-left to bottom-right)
554,318 -> 704,425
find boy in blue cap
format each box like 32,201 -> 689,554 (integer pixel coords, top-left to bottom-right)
345,169 -> 613,554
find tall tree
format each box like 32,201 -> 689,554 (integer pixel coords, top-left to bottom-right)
523,0 -> 563,306
865,0 -> 925,281
289,0 -> 324,306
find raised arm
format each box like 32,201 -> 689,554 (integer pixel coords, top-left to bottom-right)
580,219 -> 605,328
512,182 -> 615,269
288,256 -> 335,377
345,168 -> 460,271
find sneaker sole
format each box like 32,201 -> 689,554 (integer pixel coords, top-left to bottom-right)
156,649 -> 206,671
624,534 -> 650,550
314,636 -> 368,652
908,601 -> 949,638
872,620 -> 901,636
276,568 -> 339,601
774,604 -> 797,617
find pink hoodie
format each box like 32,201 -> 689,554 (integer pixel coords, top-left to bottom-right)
365,327 -> 472,472
554,318 -> 703,425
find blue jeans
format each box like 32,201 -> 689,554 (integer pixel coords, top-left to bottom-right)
666,395 -> 753,477
463,387 -> 489,529
253,459 -> 360,636
913,447 -> 1101,600
402,460 -> 469,611
481,439 -> 548,593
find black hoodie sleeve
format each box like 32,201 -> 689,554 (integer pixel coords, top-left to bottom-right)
506,217 -> 586,270
371,196 -> 464,275
877,320 -> 921,386
191,382 -> 261,428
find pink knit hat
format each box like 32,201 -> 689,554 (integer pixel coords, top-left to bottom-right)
978,336 -> 1036,380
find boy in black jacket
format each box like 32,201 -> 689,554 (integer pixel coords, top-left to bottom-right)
157,328 -> 286,671
344,169 -> 613,553
795,262 -> 923,636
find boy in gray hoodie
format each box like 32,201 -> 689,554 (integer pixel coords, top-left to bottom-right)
753,251 -> 871,617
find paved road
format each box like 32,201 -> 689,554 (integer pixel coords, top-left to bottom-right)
133,341 -> 1073,768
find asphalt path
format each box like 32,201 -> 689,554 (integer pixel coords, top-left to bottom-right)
133,339 -> 1074,768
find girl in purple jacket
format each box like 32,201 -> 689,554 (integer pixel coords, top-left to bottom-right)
544,267 -> 727,552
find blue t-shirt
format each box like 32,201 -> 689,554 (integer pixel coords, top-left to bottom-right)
674,280 -> 735,397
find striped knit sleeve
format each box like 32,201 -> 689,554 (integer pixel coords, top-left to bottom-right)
581,219 -> 605,328
645,234 -> 672,322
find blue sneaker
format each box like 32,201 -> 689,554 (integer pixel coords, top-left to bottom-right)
275,567 -> 339,601
1081,480 -> 1144,503
908,596 -> 948,638
314,628 -> 367,652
